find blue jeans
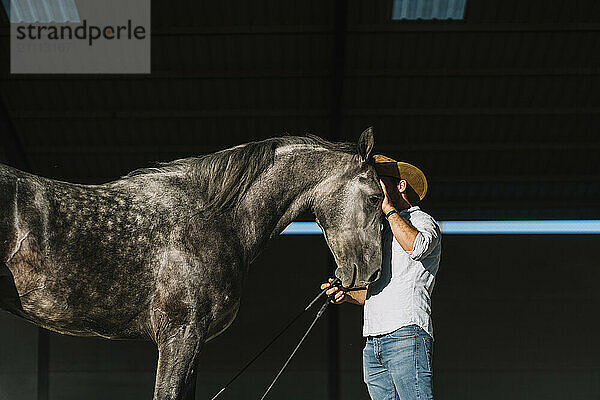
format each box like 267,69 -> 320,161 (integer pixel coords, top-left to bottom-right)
363,325 -> 434,400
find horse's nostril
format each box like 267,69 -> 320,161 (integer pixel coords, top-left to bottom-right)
367,270 -> 380,283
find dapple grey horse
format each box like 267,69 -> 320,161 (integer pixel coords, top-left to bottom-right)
0,128 -> 383,399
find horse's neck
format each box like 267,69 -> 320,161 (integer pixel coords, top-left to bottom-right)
234,148 -> 335,262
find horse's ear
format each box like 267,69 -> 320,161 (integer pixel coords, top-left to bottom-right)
358,127 -> 374,162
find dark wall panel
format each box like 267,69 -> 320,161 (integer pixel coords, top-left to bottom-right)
195,235 -> 332,399
0,314 -> 37,400
1,234 -> 598,399
48,335 -> 156,400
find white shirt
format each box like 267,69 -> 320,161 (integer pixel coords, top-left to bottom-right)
363,206 -> 441,338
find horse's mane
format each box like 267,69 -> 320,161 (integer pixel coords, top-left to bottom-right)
125,135 -> 357,214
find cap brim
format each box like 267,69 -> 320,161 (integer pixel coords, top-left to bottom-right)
373,154 -> 428,201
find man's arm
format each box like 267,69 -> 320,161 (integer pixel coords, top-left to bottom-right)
387,210 -> 441,261
386,212 -> 418,252
342,289 -> 367,305
379,179 -> 440,260
379,179 -> 419,251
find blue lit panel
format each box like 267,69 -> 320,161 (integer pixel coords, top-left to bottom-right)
5,0 -> 80,23
281,220 -> 600,235
281,222 -> 323,235
392,0 -> 466,20
1,0 -> 7,18
439,220 -> 600,235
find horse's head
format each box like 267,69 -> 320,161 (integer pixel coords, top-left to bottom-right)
313,128 -> 383,289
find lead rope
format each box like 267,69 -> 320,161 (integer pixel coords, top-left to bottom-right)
210,281 -> 338,400
258,299 -> 330,400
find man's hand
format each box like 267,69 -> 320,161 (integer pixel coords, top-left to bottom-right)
320,278 -> 346,304
379,179 -> 396,215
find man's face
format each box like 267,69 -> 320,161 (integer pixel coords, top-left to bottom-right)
380,176 -> 406,206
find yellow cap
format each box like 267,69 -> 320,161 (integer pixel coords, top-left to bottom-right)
373,154 -> 428,202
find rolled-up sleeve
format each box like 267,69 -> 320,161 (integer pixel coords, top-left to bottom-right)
405,215 -> 441,261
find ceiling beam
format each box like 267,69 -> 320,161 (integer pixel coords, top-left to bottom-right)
2,67 -> 598,81
7,107 -> 600,120
1,22 -> 599,37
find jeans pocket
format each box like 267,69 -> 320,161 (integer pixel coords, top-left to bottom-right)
421,336 -> 433,372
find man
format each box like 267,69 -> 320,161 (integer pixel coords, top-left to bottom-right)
323,154 -> 441,400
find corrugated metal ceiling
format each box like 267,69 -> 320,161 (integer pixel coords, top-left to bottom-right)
0,0 -> 598,219
3,0 -> 80,23
392,0 -> 466,20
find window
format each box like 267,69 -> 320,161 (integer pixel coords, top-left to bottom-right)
392,0 -> 466,20
3,0 -> 80,23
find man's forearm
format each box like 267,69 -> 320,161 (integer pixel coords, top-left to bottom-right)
345,289 -> 367,305
387,212 -> 418,252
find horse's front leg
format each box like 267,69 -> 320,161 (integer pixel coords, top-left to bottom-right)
153,322 -> 207,400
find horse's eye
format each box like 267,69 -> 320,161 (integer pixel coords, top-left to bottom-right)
368,195 -> 382,206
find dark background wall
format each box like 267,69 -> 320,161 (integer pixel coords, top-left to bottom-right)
0,0 -> 599,399
0,0 -> 598,219
2,235 -> 598,399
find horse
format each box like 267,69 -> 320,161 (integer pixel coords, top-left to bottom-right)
0,128 -> 383,399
